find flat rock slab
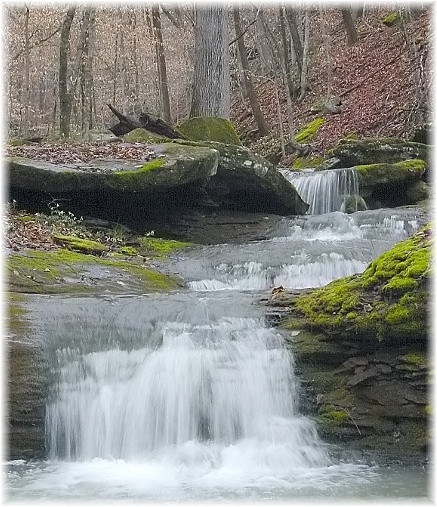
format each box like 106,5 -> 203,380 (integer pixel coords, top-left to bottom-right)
8,142 -> 219,194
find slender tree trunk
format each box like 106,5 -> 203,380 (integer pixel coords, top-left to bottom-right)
298,10 -> 310,100
341,8 -> 358,45
22,5 -> 31,135
233,7 -> 270,136
152,6 -> 171,123
190,6 -> 230,118
278,6 -> 296,98
285,7 -> 303,75
80,7 -> 96,138
59,6 -> 76,138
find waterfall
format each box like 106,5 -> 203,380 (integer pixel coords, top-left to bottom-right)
46,316 -> 327,468
281,168 -> 360,214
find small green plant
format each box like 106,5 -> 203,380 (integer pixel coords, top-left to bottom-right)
36,199 -> 83,235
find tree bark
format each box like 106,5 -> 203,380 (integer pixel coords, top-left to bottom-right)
151,6 -> 171,123
80,7 -> 96,138
285,7 -> 303,74
341,8 -> 358,45
233,7 -> 270,136
59,6 -> 76,138
22,5 -> 30,135
190,6 -> 230,119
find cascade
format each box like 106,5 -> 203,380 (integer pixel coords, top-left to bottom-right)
281,167 -> 360,214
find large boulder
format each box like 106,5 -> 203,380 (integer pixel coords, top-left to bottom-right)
8,142 -> 219,194
177,117 -> 242,146
332,137 -> 429,167
183,140 -> 309,214
353,159 -> 427,206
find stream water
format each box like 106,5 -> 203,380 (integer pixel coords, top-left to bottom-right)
5,169 -> 431,502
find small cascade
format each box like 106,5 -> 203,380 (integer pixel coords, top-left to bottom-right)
281,168 -> 360,214
46,316 -> 328,468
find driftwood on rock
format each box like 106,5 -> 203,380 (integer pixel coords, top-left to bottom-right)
107,103 -> 184,139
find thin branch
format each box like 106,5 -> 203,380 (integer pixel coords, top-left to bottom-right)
229,9 -> 259,46
13,25 -> 61,61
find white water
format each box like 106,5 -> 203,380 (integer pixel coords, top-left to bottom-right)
5,205 -> 429,501
281,167 -> 360,214
178,208 -> 423,292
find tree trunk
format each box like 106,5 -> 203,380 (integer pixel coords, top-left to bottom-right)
80,7 -> 96,139
285,7 -> 303,74
59,6 -> 76,138
341,8 -> 358,45
151,6 -> 171,123
278,6 -> 296,98
22,5 -> 31,135
233,7 -> 270,136
190,6 -> 230,119
298,10 -> 310,100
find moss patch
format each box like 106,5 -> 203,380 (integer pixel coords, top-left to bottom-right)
52,234 -> 108,254
122,128 -> 169,143
138,237 -> 191,257
177,117 -> 241,146
293,225 -> 431,343
355,159 -> 426,189
291,155 -> 325,169
7,248 -> 180,294
294,117 -> 325,144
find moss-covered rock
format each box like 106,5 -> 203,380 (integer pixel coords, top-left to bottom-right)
381,11 -> 401,26
122,127 -> 170,144
294,117 -> 325,144
293,224 -> 431,343
352,159 -> 426,206
177,117 -> 241,146
7,142 -> 219,194
7,248 -> 181,294
332,137 -> 429,168
52,234 -> 108,254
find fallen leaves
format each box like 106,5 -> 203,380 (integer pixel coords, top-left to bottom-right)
5,142 -> 156,166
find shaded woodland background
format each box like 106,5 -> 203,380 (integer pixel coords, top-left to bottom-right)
5,4 -> 431,163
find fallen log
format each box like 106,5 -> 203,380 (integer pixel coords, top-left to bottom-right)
107,103 -> 184,139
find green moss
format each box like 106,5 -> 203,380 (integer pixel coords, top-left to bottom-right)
294,117 -> 325,144
138,237 -> 191,257
177,117 -> 241,146
355,159 -> 426,188
113,158 -> 164,180
381,11 -> 400,26
399,352 -> 427,367
119,246 -> 138,256
52,234 -> 108,254
320,408 -> 349,423
291,155 -> 325,169
7,248 -> 179,294
122,128 -> 169,143
294,225 -> 431,342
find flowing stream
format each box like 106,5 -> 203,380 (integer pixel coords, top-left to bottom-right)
5,170 -> 430,502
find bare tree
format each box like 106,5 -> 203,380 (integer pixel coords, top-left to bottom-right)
79,7 -> 96,138
59,5 -> 76,138
190,5 -> 230,118
341,8 -> 358,45
233,7 -> 270,136
151,6 -> 171,123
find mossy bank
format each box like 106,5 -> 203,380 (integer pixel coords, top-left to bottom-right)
273,225 -> 432,463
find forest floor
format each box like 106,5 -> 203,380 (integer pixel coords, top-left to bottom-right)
230,8 -> 431,165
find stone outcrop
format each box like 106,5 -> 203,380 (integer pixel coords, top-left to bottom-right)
353,159 -> 426,207
332,137 -> 429,168
8,142 -> 219,194
8,133 -> 308,215
177,116 -> 242,146
268,225 -> 431,462
182,140 -> 309,214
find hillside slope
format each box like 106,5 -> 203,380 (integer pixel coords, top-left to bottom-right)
230,8 -> 431,164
